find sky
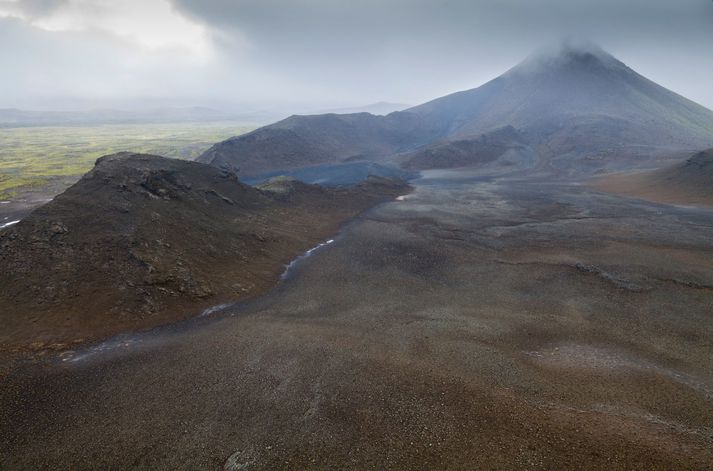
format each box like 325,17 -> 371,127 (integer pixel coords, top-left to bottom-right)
1,0 -> 713,111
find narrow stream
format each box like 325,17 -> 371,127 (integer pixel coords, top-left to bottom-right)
58,236 -> 341,365
280,238 -> 335,279
53,196 -> 401,365
0,220 -> 20,229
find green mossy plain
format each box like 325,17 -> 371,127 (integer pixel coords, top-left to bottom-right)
0,122 -> 255,199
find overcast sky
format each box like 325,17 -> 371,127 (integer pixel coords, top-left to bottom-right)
1,0 -> 712,111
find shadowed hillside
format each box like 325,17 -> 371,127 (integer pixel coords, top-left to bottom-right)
0,153 -> 409,351
397,125 -> 534,171
197,112 -> 433,176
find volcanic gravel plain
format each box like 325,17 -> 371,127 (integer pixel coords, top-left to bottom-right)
2,170 -> 712,470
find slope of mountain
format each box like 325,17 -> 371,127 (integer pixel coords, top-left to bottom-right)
0,153 -> 409,351
199,43 -> 713,177
591,148 -> 713,206
397,125 -> 534,171
197,111 -> 432,176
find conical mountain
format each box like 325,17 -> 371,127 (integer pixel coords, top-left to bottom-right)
407,43 -> 713,166
199,43 -> 713,176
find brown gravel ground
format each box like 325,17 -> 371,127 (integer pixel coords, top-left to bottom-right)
1,170 -> 712,469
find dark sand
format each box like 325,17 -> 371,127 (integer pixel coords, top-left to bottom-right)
1,170 -> 712,469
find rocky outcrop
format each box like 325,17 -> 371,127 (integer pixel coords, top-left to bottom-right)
0,153 -> 410,350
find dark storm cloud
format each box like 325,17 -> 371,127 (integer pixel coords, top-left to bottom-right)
1,0 -> 712,109
170,0 -> 713,107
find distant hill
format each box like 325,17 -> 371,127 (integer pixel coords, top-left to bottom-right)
199,43 -> 713,177
592,149 -> 713,207
0,153 -> 409,348
317,102 -> 411,115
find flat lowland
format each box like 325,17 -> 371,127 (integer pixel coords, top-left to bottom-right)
0,122 -> 255,200
2,170 -> 711,469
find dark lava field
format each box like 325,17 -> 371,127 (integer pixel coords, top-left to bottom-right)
2,169 -> 711,469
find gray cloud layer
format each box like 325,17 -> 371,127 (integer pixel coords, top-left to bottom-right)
2,0 -> 713,110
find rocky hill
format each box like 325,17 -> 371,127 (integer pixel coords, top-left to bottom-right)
0,153 -> 409,352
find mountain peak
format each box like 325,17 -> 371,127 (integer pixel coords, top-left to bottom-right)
510,39 -> 624,77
